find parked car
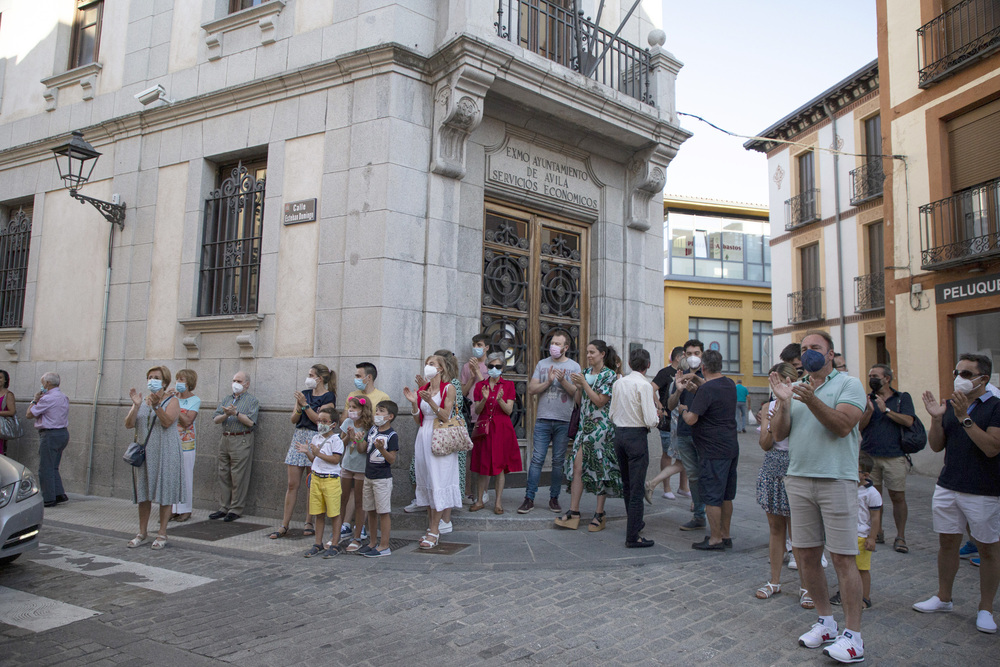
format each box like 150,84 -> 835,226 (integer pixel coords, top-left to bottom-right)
0,453 -> 43,565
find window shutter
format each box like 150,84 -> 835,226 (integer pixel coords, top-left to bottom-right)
947,98 -> 1000,191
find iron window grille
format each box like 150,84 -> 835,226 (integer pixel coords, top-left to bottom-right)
918,0 -> 1000,88
849,162 -> 885,205
198,162 -> 266,317
0,207 -> 32,328
495,0 -> 653,105
785,188 -> 820,231
854,273 -> 885,313
919,176 -> 1000,269
69,0 -> 103,70
787,287 -> 824,324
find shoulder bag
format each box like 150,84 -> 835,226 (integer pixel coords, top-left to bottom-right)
431,415 -> 474,456
124,397 -> 172,467
0,393 -> 24,440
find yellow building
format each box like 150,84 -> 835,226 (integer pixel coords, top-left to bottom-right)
662,197 -> 772,397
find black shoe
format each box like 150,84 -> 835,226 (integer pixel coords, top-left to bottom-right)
722,538 -> 733,549
679,519 -> 706,531
830,591 -> 842,606
517,498 -> 534,514
548,497 -> 561,513
209,510 -> 228,520
43,500 -> 58,508
692,537 -> 725,551
223,512 -> 240,522
626,537 -> 655,548
55,494 -> 69,504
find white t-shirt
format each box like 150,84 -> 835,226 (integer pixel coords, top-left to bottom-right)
857,484 -> 883,538
767,400 -> 789,452
310,433 -> 344,476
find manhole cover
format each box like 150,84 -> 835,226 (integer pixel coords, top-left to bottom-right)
414,541 -> 469,555
167,520 -> 269,541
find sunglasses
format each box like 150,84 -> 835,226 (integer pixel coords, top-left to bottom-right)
487,364 -> 503,370
953,369 -> 981,380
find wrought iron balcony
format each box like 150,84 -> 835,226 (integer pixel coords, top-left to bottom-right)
849,162 -> 884,205
784,189 -> 820,231
495,0 -> 653,105
920,176 -> 1000,270
918,0 -> 1000,88
787,287 -> 824,324
854,273 -> 885,313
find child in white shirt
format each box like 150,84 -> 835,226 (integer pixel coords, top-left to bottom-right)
297,407 -> 345,559
830,451 -> 883,609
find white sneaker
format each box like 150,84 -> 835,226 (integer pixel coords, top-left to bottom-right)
821,553 -> 828,568
798,619 -> 838,648
823,630 -> 864,663
786,538 -> 793,552
977,610 -> 998,634
438,520 -> 453,534
340,523 -> 352,537
359,525 -> 368,540
912,595 -> 953,613
403,500 -> 427,513
788,552 -> 797,570
482,491 -> 489,504
662,491 -> 676,500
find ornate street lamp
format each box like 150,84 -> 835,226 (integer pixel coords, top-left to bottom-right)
51,130 -> 126,229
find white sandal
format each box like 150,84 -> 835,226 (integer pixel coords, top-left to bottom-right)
127,533 -> 148,548
151,535 -> 168,550
799,588 -> 815,609
419,532 -> 439,550
755,582 -> 781,599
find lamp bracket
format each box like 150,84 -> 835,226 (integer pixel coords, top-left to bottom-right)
69,189 -> 126,230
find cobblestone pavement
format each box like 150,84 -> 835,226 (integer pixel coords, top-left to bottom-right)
0,433 -> 995,665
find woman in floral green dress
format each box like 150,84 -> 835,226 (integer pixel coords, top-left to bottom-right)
555,340 -> 622,532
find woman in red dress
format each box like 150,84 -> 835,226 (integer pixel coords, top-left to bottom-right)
469,353 -> 522,514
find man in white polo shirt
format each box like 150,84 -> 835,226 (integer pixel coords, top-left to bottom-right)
770,330 -> 867,663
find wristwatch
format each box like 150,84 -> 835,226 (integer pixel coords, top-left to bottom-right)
962,417 -> 973,428
884,407 -> 892,414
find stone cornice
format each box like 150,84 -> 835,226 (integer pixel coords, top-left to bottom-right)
40,63 -> 103,90
201,0 -> 286,35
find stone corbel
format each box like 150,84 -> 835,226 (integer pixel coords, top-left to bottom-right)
259,16 -> 277,45
625,146 -> 671,231
0,328 -> 25,360
430,65 -> 495,179
182,333 -> 201,360
79,75 -> 97,101
206,34 -> 222,61
236,331 -> 256,359
43,88 -> 58,112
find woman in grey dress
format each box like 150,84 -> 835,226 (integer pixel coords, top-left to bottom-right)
124,365 -> 184,550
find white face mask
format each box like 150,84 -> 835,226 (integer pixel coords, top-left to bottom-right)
232,382 -> 244,395
954,375 -> 979,395
304,377 -> 317,390
348,410 -> 359,420
423,364 -> 439,379
374,415 -> 387,426
686,355 -> 702,370
317,422 -> 332,434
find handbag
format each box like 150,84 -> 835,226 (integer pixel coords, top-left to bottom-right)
431,415 -> 474,456
123,397 -> 170,467
567,403 -> 582,439
0,414 -> 24,440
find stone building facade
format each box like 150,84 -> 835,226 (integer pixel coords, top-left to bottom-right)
0,0 -> 688,516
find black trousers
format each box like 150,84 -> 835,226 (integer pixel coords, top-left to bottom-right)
614,426 -> 650,543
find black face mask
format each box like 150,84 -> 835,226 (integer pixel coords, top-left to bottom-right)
868,378 -> 882,391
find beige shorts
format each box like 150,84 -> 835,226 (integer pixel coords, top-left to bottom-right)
340,469 -> 364,481
785,476 -> 860,556
932,485 -> 1000,544
362,477 -> 393,514
870,455 -> 909,492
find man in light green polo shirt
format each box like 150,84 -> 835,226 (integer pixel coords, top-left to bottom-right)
770,330 -> 867,662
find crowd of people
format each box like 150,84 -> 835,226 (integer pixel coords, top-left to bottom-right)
7,326 -> 999,661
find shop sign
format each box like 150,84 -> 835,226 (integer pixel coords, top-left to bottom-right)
935,273 -> 1000,304
283,199 -> 316,225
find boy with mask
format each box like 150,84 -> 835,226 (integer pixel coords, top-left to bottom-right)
298,407 -> 345,559
360,401 -> 399,557
518,330 -> 581,514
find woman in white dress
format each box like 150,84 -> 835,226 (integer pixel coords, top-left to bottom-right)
403,354 -> 462,549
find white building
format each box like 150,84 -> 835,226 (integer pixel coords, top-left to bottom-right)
0,0 -> 688,514
745,61 -> 887,375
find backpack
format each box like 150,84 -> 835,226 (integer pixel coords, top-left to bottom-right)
899,411 -> 927,454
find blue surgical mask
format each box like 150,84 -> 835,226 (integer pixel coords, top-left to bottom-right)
354,378 -> 366,391
585,373 -> 597,385
472,347 -> 485,358
148,379 -> 163,392
487,367 -> 502,379
175,382 -> 187,393
39,386 -> 47,394
801,349 -> 827,374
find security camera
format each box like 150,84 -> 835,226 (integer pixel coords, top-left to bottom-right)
134,84 -> 173,106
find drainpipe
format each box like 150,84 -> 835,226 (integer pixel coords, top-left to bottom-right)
823,102 -> 847,359
85,221 -> 115,494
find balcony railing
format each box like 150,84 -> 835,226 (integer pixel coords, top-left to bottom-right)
854,273 -> 885,313
920,176 -> 1000,270
788,287 -> 824,324
495,0 -> 653,105
849,162 -> 884,205
918,0 -> 1000,88
785,189 -> 820,231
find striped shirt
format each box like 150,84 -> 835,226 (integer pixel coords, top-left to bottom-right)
214,391 -> 260,432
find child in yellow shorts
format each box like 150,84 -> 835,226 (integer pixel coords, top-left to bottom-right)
298,407 -> 345,559
831,451 -> 883,608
